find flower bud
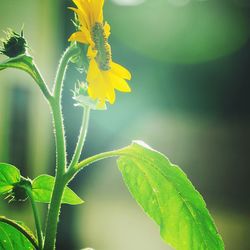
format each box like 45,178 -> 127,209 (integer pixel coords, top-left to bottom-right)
6,177 -> 32,202
0,29 -> 27,58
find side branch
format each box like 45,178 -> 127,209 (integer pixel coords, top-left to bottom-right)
53,44 -> 79,99
32,62 -> 52,101
26,188 -> 44,250
68,106 -> 90,170
65,149 -> 124,182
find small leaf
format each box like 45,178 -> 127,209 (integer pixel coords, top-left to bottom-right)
0,163 -> 20,194
0,216 -> 38,249
32,175 -> 84,205
117,141 -> 224,250
0,54 -> 41,84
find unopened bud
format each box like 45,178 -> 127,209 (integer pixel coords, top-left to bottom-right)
0,29 -> 27,58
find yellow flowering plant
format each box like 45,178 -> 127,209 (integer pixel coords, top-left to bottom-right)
0,1 -> 224,250
69,0 -> 131,106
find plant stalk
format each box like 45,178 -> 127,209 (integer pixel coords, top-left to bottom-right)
43,45 -> 78,250
65,149 -> 124,182
68,106 -> 90,171
53,45 -> 78,99
32,62 -> 53,102
27,189 -> 44,250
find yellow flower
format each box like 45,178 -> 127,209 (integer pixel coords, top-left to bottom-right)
68,0 -> 131,105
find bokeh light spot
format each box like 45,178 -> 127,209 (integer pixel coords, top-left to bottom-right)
111,0 -> 146,6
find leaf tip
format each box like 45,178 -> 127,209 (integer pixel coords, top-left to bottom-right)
132,140 -> 153,150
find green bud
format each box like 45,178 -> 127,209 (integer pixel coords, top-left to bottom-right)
0,29 -> 27,58
72,81 -> 107,110
7,177 -> 32,202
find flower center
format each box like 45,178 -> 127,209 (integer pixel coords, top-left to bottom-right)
91,22 -> 111,71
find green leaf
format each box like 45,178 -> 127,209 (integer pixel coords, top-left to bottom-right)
0,54 -> 41,84
32,175 -> 84,205
0,163 -> 20,194
0,216 -> 38,249
117,141 -> 224,250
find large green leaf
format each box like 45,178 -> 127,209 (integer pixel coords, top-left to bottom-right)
32,175 -> 84,205
0,216 -> 37,250
0,163 -> 20,194
117,141 -> 224,250
0,54 -> 41,83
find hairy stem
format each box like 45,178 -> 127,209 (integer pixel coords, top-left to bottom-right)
32,62 -> 53,102
27,189 -> 43,250
53,45 -> 78,99
65,149 -> 124,182
43,177 -> 66,250
51,102 -> 67,175
68,107 -> 90,170
43,45 -> 78,250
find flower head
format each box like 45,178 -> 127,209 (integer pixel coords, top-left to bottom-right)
4,177 -> 32,203
0,29 -> 27,58
69,0 -> 131,105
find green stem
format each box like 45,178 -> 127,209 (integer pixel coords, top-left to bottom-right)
43,178 -> 66,250
68,107 -> 90,171
65,149 -> 124,182
53,45 -> 79,99
0,54 -> 52,102
32,62 -> 52,102
26,189 -> 43,250
43,45 -> 78,250
50,102 -> 67,175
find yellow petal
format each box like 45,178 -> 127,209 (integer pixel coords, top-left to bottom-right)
72,0 -> 90,14
103,72 -> 116,104
80,26 -> 94,46
87,58 -> 100,83
107,87 -> 115,104
72,0 -> 93,28
88,74 -> 107,101
109,71 -> 131,92
111,61 -> 131,80
68,7 -> 90,30
87,46 -> 98,59
95,0 -> 104,23
88,84 -> 106,101
104,22 -> 111,38
87,68 -> 116,104
72,0 -> 82,9
68,31 -> 89,44
86,0 -> 96,27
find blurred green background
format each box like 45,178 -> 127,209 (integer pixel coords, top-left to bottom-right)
0,0 -> 250,249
